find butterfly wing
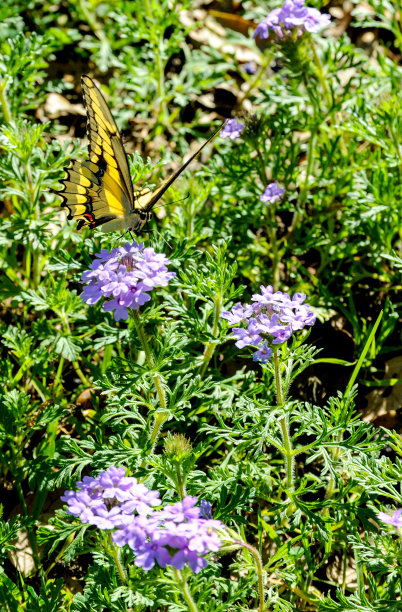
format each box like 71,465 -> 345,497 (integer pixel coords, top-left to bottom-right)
53,74 -> 223,233
53,75 -> 136,231
81,75 -> 134,205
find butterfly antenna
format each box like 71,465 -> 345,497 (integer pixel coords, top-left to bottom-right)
152,228 -> 172,250
154,193 -> 190,212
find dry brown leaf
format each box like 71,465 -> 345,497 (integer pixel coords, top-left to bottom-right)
42,93 -> 85,120
363,356 -> 402,427
327,553 -> 358,589
9,529 -> 35,576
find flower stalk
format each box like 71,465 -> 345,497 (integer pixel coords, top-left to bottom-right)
273,349 -> 294,491
131,309 -> 168,456
107,532 -> 128,585
172,568 -> 199,612
199,290 -> 222,377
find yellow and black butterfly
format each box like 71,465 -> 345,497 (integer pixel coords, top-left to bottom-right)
52,75 -> 222,233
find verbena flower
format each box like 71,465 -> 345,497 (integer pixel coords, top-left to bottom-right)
260,182 -> 285,204
254,0 -> 331,40
243,61 -> 257,75
252,342 -> 272,363
377,509 -> 402,529
80,242 -> 175,321
62,468 -> 223,574
221,118 -> 245,140
222,285 -> 316,362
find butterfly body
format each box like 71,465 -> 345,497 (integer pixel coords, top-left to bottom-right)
53,75 -> 221,233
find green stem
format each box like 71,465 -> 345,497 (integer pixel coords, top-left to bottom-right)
199,291 -> 222,377
273,349 -> 294,491
236,52 -> 274,107
156,43 -> 166,121
78,0 -> 108,42
142,0 -> 166,123
273,348 -> 284,406
72,361 -> 91,386
266,210 -> 280,291
308,36 -> 332,108
0,72 -> 12,122
235,541 -> 265,612
286,127 -> 317,239
353,544 -> 365,599
54,356 -> 65,390
107,532 -> 127,584
176,464 -> 186,499
255,146 -> 281,290
60,313 -> 91,387
172,568 -> 199,612
131,310 -> 168,462
23,160 -> 41,288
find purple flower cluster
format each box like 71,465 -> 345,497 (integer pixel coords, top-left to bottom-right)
62,466 -> 222,574
80,242 -> 175,321
221,118 -> 245,140
260,182 -> 285,204
377,509 -> 402,529
222,285 -> 316,363
254,0 -> 331,40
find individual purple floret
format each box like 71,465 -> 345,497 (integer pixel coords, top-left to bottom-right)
260,182 -> 285,204
252,342 -> 272,363
200,499 -> 213,519
243,61 -> 258,75
62,469 -> 223,574
222,285 -> 316,362
377,509 -> 402,529
254,0 -> 331,40
222,303 -> 254,325
220,118 -> 245,140
80,242 -> 176,321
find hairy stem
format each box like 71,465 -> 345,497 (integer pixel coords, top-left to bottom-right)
199,290 -> 222,377
131,310 -> 168,461
172,568 -> 199,612
107,532 -> 127,584
0,71 -> 12,122
273,348 -> 294,491
235,540 -> 265,612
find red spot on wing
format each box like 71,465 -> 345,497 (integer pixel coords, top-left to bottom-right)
84,212 -> 96,228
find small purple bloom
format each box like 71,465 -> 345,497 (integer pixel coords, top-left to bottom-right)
378,509 -> 402,529
243,61 -> 258,74
223,285 -> 316,362
254,0 -> 330,40
260,182 -> 285,204
134,540 -> 172,570
232,319 -> 263,349
253,342 -> 272,363
120,484 -> 162,516
222,303 -> 254,325
80,242 -> 175,321
220,118 -> 245,140
171,547 -> 207,573
160,496 -> 200,523
200,500 -> 212,519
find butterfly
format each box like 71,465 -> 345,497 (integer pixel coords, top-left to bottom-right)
52,75 -> 222,234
